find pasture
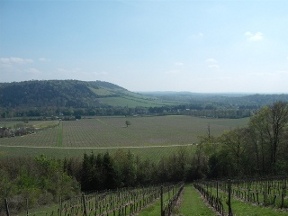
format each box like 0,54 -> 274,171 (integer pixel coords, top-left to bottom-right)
0,115 -> 249,159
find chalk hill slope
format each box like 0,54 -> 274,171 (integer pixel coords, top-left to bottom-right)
0,80 -> 166,108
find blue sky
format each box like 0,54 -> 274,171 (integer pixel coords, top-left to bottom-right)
0,0 -> 288,93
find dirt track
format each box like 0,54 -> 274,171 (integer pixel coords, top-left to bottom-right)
0,143 -> 195,150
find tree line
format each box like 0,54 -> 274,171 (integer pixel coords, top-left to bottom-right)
203,101 -> 288,178
0,103 -> 254,120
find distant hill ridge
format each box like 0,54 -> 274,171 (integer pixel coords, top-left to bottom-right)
1,80 -> 288,110
0,80 -> 130,108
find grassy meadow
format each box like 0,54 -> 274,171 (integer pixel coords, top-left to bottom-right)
0,115 -> 249,159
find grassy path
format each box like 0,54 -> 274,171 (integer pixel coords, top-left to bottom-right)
138,198 -> 162,216
197,184 -> 288,216
228,198 -> 288,216
0,143 -> 194,149
57,121 -> 63,146
178,185 -> 216,216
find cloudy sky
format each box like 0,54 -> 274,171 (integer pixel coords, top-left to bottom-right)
0,0 -> 288,93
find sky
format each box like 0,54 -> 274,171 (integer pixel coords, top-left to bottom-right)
0,0 -> 288,93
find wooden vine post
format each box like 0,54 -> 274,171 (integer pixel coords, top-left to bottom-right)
227,179 -> 233,216
82,194 -> 88,216
281,179 -> 286,208
4,199 -> 10,216
160,186 -> 164,216
59,196 -> 62,216
216,181 -> 219,199
26,198 -> 29,216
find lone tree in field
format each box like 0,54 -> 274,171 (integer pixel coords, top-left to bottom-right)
125,120 -> 131,127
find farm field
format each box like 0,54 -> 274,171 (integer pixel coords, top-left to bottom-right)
0,115 -> 249,159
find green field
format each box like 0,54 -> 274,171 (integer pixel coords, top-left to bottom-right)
98,95 -> 173,107
0,115 -> 248,159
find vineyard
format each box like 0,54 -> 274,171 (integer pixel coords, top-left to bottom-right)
2,183 -> 184,216
194,177 -> 288,216
3,180 -> 288,216
0,116 -> 248,159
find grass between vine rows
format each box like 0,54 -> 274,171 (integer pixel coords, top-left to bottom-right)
203,183 -> 288,216
178,185 -> 215,216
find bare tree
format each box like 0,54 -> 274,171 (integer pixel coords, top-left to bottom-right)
249,102 -> 288,173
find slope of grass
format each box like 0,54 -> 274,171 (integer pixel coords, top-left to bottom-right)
201,183 -> 288,216
98,96 -> 170,107
178,185 -> 215,216
57,121 -> 63,146
89,87 -> 116,96
138,199 -> 162,216
0,145 -> 196,162
229,198 -> 288,216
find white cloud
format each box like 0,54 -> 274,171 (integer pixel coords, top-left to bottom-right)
206,58 -> 218,64
0,57 -> 33,65
174,62 -> 184,66
206,58 -> 220,69
244,31 -> 263,41
38,58 -> 50,62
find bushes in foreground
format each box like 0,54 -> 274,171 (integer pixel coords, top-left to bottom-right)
0,155 -> 80,214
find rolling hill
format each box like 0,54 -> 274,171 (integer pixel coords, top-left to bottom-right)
1,80 -> 288,114
0,80 -> 173,109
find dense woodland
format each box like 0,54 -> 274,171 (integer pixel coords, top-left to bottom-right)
1,101 -> 288,213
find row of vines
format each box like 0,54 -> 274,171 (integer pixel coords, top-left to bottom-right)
161,183 -> 184,216
2,183 -> 184,216
194,177 -> 288,216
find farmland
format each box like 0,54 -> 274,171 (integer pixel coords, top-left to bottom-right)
0,115 -> 248,159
